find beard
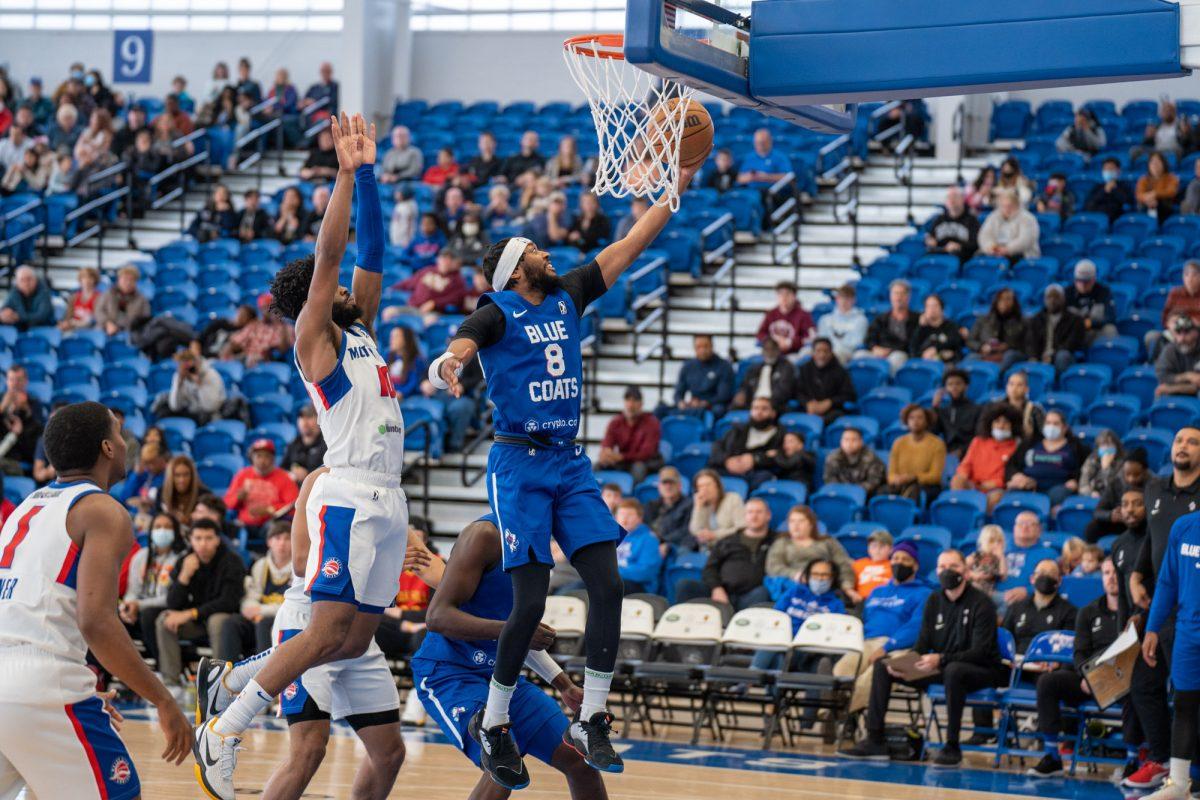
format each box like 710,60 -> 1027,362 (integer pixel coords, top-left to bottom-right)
1173,452 -> 1194,472
527,266 -> 564,295
332,300 -> 363,328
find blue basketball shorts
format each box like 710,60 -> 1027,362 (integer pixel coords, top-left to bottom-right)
486,443 -> 622,570
411,657 -> 568,766
1171,629 -> 1200,692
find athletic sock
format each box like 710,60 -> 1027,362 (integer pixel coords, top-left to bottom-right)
1043,735 -> 1059,756
224,648 -> 274,693
483,678 -> 515,729
580,667 -> 613,720
212,679 -> 272,736
1170,758 -> 1190,786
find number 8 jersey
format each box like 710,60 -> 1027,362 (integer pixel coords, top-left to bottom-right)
477,287 -> 583,442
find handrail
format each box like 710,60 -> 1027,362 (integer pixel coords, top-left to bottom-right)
404,416 -> 435,520
458,422 -> 495,488
235,118 -> 284,187
832,170 -> 862,267
2,198 -> 41,222
700,211 -> 733,240
301,96 -> 331,122
63,184 -> 130,270
817,134 -> 851,181
894,133 -> 916,225
767,174 -> 799,269
171,127 -> 208,150
86,160 -> 129,188
250,95 -> 279,116
952,101 -> 967,184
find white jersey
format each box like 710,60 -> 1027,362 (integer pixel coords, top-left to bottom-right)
298,322 -> 406,476
0,480 -> 106,663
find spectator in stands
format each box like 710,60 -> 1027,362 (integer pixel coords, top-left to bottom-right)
707,396 -> 783,491
979,189 -> 1041,262
817,284 -> 868,363
235,188 -> 271,242
298,128 -> 339,183
503,130 -> 544,187
156,518 -> 246,696
0,123 -> 31,172
932,368 -> 979,459
152,348 -> 225,425
1065,258 -> 1116,343
887,404 -> 946,501
994,369 -> 1046,442
59,266 -> 100,332
1006,410 -> 1087,505
1,147 -> 48,195
384,325 -> 426,400
158,93 -> 193,137
267,68 -> 297,115
840,549 -> 1004,766
615,196 -> 648,240
12,106 -> 39,138
300,61 -> 338,117
1085,445 -> 1148,543
224,438 -> 300,540
203,62 -> 231,110
996,156 -> 1034,206
1028,556 -> 1121,778
380,125 -> 423,183
448,209 -> 489,264
795,336 -> 855,423
753,558 -> 847,672
531,190 -> 571,246
119,512 -> 185,661
833,540 -> 931,715
952,405 -> 1020,511
823,426 -> 886,496
910,293 -> 964,363
48,103 -> 82,152
924,185 -> 979,262
281,406 -> 325,485
1034,172 -> 1076,219
304,184 -> 330,240
0,264 -> 54,331
670,333 -> 734,418
0,364 -> 44,469
70,138 -> 120,197
0,97 -> 9,139
95,264 -> 149,336
1003,558 -> 1076,654
422,147 -> 459,188
1084,157 -> 1136,223
1136,151 -> 1180,222
732,337 -> 795,414
689,468 -> 744,550
120,441 -> 168,514
965,165 -> 996,213
645,465 -> 691,552
160,454 -> 205,526
967,286 -> 1026,371
1056,108 -> 1106,155
601,483 -> 623,514
703,148 -> 737,193
188,183 -> 237,243
19,77 -> 51,128
864,278 -> 916,373
220,520 -> 292,657
124,128 -> 166,216
74,108 -> 113,162
221,296 -> 293,367
236,57 -> 262,103
613,499 -> 663,595
389,185 -> 418,247
853,529 -> 894,599
270,186 -> 307,245
46,151 -> 74,194
399,212 -> 446,271
737,128 -> 794,209
464,131 -> 503,187
377,517 -> 437,664
567,191 -> 611,251
764,430 -> 815,488
29,401 -> 61,484
1181,158 -> 1200,215
677,497 -> 775,610
968,525 -> 1007,598
546,135 -> 586,187
398,248 -> 469,316
481,183 -> 514,232
1027,283 -> 1085,373
597,385 -> 662,482
1156,315 -> 1200,396
1003,512 -> 1060,605
1079,428 -> 1124,497
766,504 -> 858,600
84,69 -> 117,115
1163,260 -> 1200,333
1141,100 -> 1191,158
757,280 -> 813,355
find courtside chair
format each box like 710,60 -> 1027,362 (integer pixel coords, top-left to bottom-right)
768,613 -> 864,749
699,608 -> 795,743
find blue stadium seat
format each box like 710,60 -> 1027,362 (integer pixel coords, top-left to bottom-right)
1087,235 -> 1134,266
911,254 -> 959,287
246,424 -> 292,458
845,358 -> 890,399
1146,396 -> 1200,431
196,454 -> 244,493
1085,393 -> 1142,436
249,393 -> 293,427
1055,495 -> 1099,536
713,411 -> 749,442
858,386 -> 911,428
1112,213 -> 1157,244
594,470 -> 634,497
864,254 -> 909,285
1116,365 -> 1159,410
992,491 -> 1051,528
822,415 -> 880,448
4,476 -> 36,506
1123,427 -> 1174,466
893,359 -> 943,396
835,522 -> 883,559
867,495 -> 920,536
668,442 -> 710,480
633,474 -> 691,506
1058,363 -> 1112,398
751,480 -> 808,530
1040,234 -> 1084,265
895,531 -> 947,570
57,335 -> 100,362
660,415 -> 708,455
1060,575 -> 1104,606
959,361 -> 1000,402
157,417 -> 197,452
1006,361 -> 1055,400
810,484 -> 866,532
1160,215 -> 1200,247
1138,235 -> 1186,265
990,100 -> 1032,140
1043,391 -> 1084,423
1062,212 -> 1109,243
1086,336 -> 1140,370
779,412 -> 823,443
242,366 -> 287,398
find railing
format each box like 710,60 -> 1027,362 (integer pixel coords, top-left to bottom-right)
300,96 -> 332,144
893,132 -> 916,226
831,170 -> 862,268
141,128 -> 212,242
405,417 -> 436,521
952,101 -> 967,185
870,100 -> 904,144
458,422 -> 493,489
235,117 -> 284,190
766,173 -> 799,271
63,182 -> 130,273
0,197 -> 47,278
817,134 -> 852,182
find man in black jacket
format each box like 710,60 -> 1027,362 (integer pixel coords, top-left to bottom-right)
923,186 -> 979,262
155,519 -> 246,696
1084,157 -> 1135,223
795,337 -> 856,424
1002,559 -> 1077,654
732,338 -> 795,414
1026,283 -> 1086,374
708,396 -> 785,492
865,280 -> 917,373
1085,449 -> 1148,543
644,466 -> 693,552
840,549 -> 1004,766
1111,487 -> 1148,623
932,368 -> 979,458
1028,557 -> 1123,777
674,498 -> 774,610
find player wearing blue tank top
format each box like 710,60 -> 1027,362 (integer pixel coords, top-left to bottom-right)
428,160 -> 705,789
411,515 -> 608,799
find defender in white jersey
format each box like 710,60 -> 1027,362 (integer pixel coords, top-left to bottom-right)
195,113 -> 409,800
0,402 -> 192,799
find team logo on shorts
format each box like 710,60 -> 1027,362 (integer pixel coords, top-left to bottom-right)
451,705 -> 467,722
473,650 -> 487,664
524,420 -> 538,433
558,301 -> 567,315
109,757 -> 132,785
505,529 -> 518,553
284,682 -> 299,700
322,557 -> 342,579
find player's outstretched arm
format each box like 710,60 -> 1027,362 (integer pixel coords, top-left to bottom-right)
296,111 -> 359,382
429,336 -> 479,399
593,161 -> 703,288
72,494 -> 192,765
350,115 -> 384,337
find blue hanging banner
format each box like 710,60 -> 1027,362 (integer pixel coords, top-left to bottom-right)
113,30 -> 153,84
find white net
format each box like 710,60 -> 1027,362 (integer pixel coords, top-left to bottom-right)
563,34 -> 697,211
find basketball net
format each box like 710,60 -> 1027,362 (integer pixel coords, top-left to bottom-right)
563,33 -> 696,211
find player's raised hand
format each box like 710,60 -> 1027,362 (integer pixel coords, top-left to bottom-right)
331,111 -> 363,172
438,355 -> 464,398
156,698 -> 193,765
352,112 -> 377,165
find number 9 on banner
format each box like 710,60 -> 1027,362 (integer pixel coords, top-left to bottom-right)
113,30 -> 153,84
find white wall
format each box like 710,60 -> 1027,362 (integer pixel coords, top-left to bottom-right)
408,31 -> 584,105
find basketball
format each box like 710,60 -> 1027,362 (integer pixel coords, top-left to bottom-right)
650,98 -> 714,168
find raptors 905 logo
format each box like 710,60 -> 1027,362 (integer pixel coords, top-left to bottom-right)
322,557 -> 342,579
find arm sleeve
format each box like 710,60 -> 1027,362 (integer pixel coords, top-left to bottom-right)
453,303 -> 507,350
701,545 -> 723,589
354,165 -> 383,273
524,649 -> 564,683
765,538 -> 790,577
562,261 -> 607,313
165,562 -> 190,610
829,540 -> 858,595
916,439 -> 946,485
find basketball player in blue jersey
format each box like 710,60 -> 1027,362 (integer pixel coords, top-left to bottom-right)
411,515 -> 609,799
428,159 -> 705,788
194,113 -> 409,800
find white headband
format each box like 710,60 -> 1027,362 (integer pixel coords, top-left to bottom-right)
492,237 -> 531,292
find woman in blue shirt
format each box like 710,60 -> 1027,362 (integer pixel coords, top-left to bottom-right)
751,558 -> 846,671
1005,410 -> 1089,506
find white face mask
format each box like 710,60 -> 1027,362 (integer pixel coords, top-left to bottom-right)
150,528 -> 175,549
1042,424 -> 1063,440
462,223 -> 480,237
809,578 -> 833,596
992,427 -> 1012,441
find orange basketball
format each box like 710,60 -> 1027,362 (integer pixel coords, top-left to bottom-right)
651,99 -> 714,169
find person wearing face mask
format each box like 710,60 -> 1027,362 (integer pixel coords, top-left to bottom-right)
1025,284 -> 1085,374
840,550 -> 1004,766
707,396 -> 785,492
732,337 -> 796,414
448,210 -> 490,264
831,541 -> 932,716
1005,410 -> 1088,506
751,558 -> 846,671
952,406 -> 1020,512
119,513 -> 187,663
1084,157 -> 1136,223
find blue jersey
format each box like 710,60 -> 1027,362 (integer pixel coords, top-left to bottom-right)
1148,511 -> 1200,634
477,288 -> 583,442
414,514 -> 512,672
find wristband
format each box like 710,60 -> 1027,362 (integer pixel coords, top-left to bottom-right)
428,352 -> 459,391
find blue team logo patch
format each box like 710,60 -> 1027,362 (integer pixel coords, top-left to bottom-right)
322,557 -> 343,579
558,300 -> 567,315
524,420 -> 538,433
472,650 -> 487,664
109,756 -> 132,785
505,530 -> 519,553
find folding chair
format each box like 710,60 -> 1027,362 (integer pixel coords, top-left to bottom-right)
996,629 -> 1080,768
768,613 -> 863,749
541,594 -> 587,663
699,608 -> 794,744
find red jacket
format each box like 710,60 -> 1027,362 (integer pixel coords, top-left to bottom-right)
224,466 -> 299,526
757,305 -> 814,354
601,412 -> 661,463
399,265 -> 469,312
1163,285 -> 1200,327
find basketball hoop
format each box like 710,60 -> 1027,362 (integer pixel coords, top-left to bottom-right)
563,33 -> 697,211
